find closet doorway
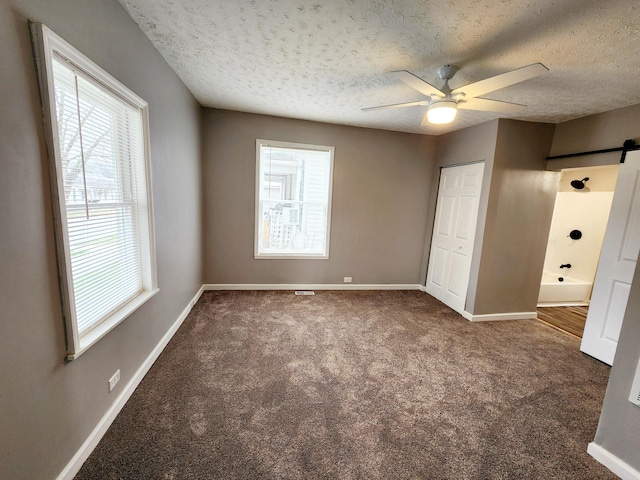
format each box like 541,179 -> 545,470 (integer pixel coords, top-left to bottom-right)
426,162 -> 484,316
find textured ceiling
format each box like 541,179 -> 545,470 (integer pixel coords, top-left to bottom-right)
118,0 -> 640,135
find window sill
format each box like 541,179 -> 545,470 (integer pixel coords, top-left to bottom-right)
255,254 -> 329,260
67,288 -> 159,361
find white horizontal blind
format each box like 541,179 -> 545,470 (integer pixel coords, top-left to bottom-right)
52,56 -> 149,336
256,141 -> 333,258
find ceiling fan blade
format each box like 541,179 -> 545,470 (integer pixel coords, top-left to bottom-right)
451,63 -> 548,99
457,97 -> 526,113
392,70 -> 445,97
362,100 -> 429,111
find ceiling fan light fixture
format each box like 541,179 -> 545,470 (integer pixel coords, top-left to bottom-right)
427,100 -> 457,124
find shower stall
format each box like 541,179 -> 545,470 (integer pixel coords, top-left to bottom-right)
538,165 -> 618,307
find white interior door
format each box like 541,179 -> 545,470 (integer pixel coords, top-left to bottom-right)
426,162 -> 484,315
581,151 -> 640,365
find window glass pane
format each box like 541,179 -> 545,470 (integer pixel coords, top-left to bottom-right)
52,56 -> 147,336
68,204 -> 141,333
258,201 -> 327,255
257,142 -> 333,257
33,24 -> 157,358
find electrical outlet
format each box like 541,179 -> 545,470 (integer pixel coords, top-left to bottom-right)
344,277 -> 352,283
108,369 -> 120,392
629,358 -> 640,407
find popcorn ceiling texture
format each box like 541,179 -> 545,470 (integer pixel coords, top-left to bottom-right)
119,0 -> 640,134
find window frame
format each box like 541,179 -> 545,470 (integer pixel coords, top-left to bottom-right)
255,139 -> 334,260
31,23 -> 158,360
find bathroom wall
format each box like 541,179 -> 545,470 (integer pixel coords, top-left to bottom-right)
541,165 -> 618,287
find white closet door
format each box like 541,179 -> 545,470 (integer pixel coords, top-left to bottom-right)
581,151 -> 640,365
426,162 -> 484,315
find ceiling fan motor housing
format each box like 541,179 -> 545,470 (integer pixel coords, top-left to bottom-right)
437,65 -> 459,81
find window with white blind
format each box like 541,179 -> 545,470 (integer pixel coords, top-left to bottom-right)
255,140 -> 334,259
31,24 -> 158,360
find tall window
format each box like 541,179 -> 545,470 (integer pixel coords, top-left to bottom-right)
255,140 -> 334,259
31,24 -> 157,359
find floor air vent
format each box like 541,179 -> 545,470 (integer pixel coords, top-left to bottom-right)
295,291 -> 315,296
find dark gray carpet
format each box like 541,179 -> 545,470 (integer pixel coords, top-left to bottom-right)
76,290 -> 616,479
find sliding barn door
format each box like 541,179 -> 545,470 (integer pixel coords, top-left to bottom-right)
581,151 -> 640,365
426,162 -> 484,315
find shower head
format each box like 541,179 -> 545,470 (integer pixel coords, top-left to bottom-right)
570,177 -> 589,190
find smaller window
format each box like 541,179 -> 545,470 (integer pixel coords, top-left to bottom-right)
255,140 -> 334,259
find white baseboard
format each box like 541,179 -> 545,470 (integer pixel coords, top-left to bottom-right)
57,285 -> 204,480
462,311 -> 538,322
203,283 -> 423,291
537,301 -> 589,307
588,442 -> 640,480
421,290 -> 536,322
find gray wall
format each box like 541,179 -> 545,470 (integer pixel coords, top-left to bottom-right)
0,1 -> 203,479
421,120 -> 499,310
422,120 -> 557,316
594,258 -> 640,472
203,109 -> 437,285
472,120 -> 557,314
549,103 -> 640,169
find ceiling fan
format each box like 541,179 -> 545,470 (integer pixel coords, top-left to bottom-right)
363,63 -> 548,125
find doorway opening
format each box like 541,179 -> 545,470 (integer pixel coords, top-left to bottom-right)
537,305 -> 588,338
536,164 -> 619,337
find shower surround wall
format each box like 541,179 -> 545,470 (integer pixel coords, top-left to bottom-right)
539,166 -> 618,305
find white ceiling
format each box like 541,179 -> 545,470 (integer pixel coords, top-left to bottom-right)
119,0 -> 640,135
